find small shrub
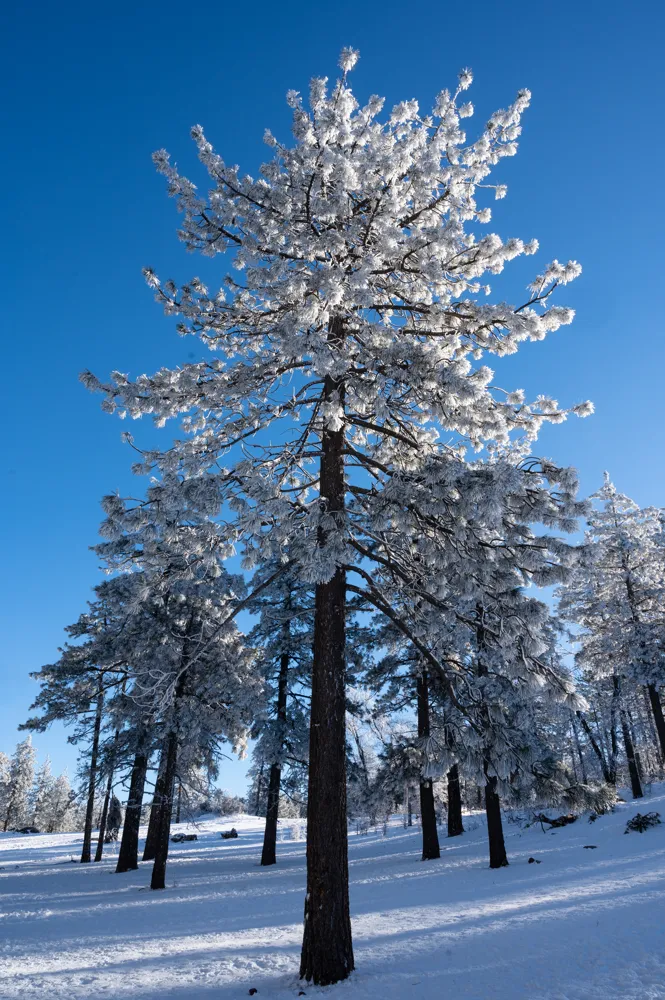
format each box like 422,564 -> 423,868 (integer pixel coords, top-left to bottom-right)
624,812 -> 661,834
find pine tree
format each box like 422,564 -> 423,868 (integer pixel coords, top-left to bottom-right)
32,756 -> 55,830
2,737 -> 36,831
559,475 -> 665,790
84,51 -> 591,983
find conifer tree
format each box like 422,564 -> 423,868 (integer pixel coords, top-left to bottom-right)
559,475 -> 665,787
85,51 -> 591,983
2,737 -> 36,831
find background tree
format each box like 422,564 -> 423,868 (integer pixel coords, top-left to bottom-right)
2,736 -> 36,831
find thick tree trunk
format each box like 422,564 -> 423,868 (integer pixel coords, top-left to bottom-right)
143,747 -> 169,862
94,768 -> 113,862
150,728 -> 179,891
261,764 -> 282,866
81,681 -> 104,864
484,775 -> 509,868
621,710 -> 643,799
647,684 -> 665,759
417,669 -> 440,861
447,764 -> 464,837
261,646 -> 289,866
116,745 -> 148,874
300,323 -> 354,986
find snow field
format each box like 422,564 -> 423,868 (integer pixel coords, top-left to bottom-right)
1,790 -> 665,999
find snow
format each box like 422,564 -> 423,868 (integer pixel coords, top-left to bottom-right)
2,792 -> 665,999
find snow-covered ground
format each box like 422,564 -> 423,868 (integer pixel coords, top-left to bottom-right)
2,790 -> 665,999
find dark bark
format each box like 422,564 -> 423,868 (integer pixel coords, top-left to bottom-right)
621,710 -> 643,799
254,763 -> 265,816
447,764 -> 464,837
576,711 -> 612,783
116,745 -> 148,873
484,775 -> 509,868
261,764 -> 282,866
94,769 -> 113,862
150,728 -> 179,890
571,716 -> 588,784
417,669 -> 440,860
95,727 -> 120,862
626,708 -> 645,782
647,684 -> 665,759
143,747 -> 169,862
300,319 -> 354,986
261,647 -> 290,867
80,681 -> 104,864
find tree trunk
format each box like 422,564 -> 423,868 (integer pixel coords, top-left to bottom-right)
116,745 -> 148,874
647,684 -> 665,759
81,680 -> 104,864
261,764 -> 282,866
300,321 -> 354,986
609,675 -> 621,785
261,652 -> 289,865
261,647 -> 290,867
621,710 -> 643,799
571,716 -> 588,784
447,764 -> 464,837
417,669 -> 440,861
143,746 -> 169,862
626,708 -> 645,782
150,728 -> 179,890
577,711 -> 612,783
176,780 -> 182,825
94,768 -> 113,862
484,775 -> 509,868
254,762 -> 265,816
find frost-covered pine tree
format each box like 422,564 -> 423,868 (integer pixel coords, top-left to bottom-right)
355,452 -> 587,865
0,751 -> 10,827
559,475 -> 665,777
2,736 -> 36,831
32,756 -> 55,830
94,485 -> 262,890
44,772 -> 78,832
85,51 -> 591,983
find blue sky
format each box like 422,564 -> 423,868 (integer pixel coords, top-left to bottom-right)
2,0 -> 664,794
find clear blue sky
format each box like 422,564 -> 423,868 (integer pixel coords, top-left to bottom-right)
2,0 -> 664,794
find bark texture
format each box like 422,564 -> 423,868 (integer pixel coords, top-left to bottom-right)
300,321 -> 354,986
80,682 -> 104,864
143,748 -> 169,862
261,647 -> 290,866
94,769 -> 113,862
150,729 -> 178,890
647,684 -> 665,759
621,710 -> 644,799
447,764 -> 464,838
417,669 -> 440,861
484,776 -> 509,869
116,746 -> 148,874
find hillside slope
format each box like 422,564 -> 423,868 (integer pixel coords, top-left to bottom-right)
1,789 -> 664,999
